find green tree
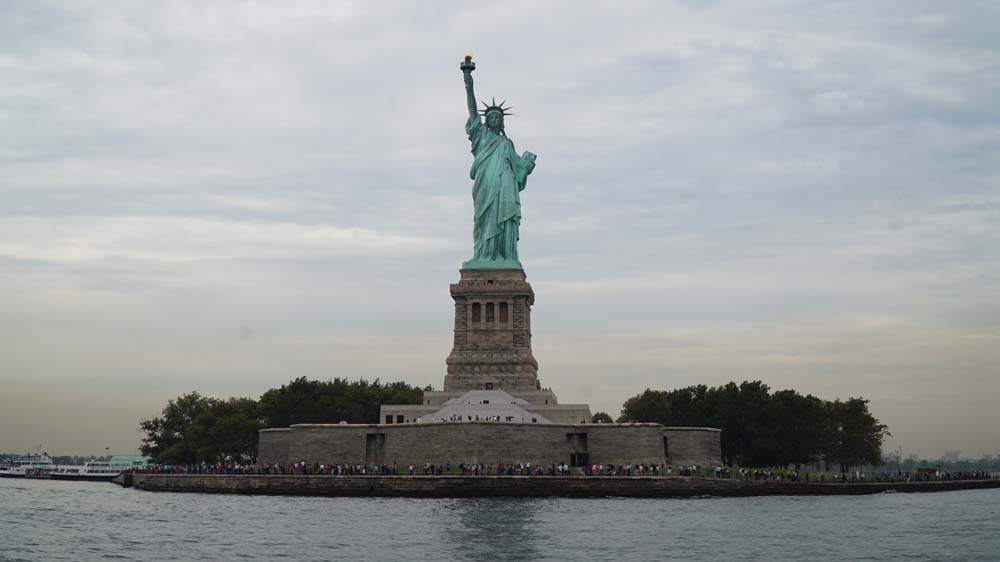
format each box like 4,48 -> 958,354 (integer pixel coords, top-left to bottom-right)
185,398 -> 261,462
591,412 -> 613,424
710,381 -> 772,466
617,389 -> 672,424
139,378 -> 424,464
616,381 -> 889,468
826,397 -> 890,471
139,391 -> 214,464
662,384 -> 711,427
257,377 -> 423,428
751,389 -> 828,468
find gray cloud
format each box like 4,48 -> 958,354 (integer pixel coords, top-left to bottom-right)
1,0 -> 998,458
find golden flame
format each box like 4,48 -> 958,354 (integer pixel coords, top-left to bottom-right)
464,53 -> 473,62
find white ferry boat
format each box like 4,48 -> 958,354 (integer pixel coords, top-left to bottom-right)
0,454 -> 56,478
49,456 -> 152,482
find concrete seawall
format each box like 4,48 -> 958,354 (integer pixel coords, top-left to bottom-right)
113,474 -> 1000,498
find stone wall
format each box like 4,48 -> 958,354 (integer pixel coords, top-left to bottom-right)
663,427 -> 722,466
257,428 -> 289,465
379,404 -> 437,424
285,425 -> 370,464
119,473 -> 1000,498
524,405 -> 593,424
259,422 -> 722,467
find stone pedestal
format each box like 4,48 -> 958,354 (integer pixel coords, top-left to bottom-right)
444,268 -> 540,392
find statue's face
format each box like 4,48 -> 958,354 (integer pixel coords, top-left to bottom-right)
486,111 -> 503,130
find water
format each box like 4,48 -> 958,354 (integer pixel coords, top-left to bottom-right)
1,479 -> 998,561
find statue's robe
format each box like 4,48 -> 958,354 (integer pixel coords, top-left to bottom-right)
466,116 -> 531,264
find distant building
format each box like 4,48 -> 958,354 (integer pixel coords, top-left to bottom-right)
943,450 -> 960,463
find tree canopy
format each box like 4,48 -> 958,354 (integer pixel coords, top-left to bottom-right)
258,377 -> 424,428
618,381 -> 889,470
591,412 -> 614,424
139,378 -> 424,464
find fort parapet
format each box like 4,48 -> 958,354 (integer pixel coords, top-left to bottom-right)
258,422 -> 721,468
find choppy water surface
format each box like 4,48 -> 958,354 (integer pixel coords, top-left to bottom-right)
1,479 -> 998,561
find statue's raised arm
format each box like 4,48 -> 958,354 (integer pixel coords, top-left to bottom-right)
460,54 -> 478,121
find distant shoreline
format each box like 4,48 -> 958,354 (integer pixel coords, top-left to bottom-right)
113,473 -> 1000,498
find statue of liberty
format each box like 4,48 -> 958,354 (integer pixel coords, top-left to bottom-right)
460,55 -> 536,269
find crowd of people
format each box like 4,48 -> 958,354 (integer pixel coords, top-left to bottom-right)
820,469 -> 998,483
436,414 -> 532,423
435,414 -> 539,423
132,462 -> 1000,482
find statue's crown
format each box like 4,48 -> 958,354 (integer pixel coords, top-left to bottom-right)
479,97 -> 514,117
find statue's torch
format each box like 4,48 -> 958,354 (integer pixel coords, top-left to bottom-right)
460,53 -> 476,73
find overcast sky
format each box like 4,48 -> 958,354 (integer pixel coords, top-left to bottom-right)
2,1 -> 998,459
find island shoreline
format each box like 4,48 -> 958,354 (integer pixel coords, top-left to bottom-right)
112,473 -> 1000,498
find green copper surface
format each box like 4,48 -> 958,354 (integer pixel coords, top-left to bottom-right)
460,57 -> 536,270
